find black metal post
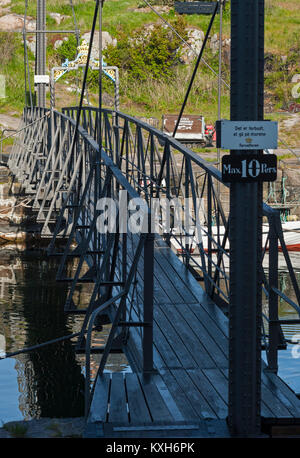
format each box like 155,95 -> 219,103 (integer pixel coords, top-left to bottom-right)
143,230 -> 154,373
228,0 -> 264,436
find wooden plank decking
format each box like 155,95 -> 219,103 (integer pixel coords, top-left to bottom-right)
85,236 -> 300,438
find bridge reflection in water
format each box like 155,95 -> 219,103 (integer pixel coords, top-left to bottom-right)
6,106 -> 300,437
0,250 -> 130,423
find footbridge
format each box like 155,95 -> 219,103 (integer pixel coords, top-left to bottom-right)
6,104 -> 300,438
3,0 -> 300,439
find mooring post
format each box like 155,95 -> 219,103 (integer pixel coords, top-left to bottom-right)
228,0 -> 264,436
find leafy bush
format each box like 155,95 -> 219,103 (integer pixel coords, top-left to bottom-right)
264,45 -> 300,107
86,69 -> 114,96
105,17 -> 188,81
56,34 -> 78,63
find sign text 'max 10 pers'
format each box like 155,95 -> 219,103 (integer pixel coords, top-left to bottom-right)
221,153 -> 277,183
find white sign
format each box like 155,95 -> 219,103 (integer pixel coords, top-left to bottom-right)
34,75 -> 50,85
218,120 -> 278,150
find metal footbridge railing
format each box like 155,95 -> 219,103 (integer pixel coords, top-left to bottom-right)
7,106 -> 300,410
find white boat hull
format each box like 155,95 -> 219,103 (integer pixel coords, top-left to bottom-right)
169,221 -> 300,254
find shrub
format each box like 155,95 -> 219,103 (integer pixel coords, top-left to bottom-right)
105,17 -> 188,82
56,34 -> 78,63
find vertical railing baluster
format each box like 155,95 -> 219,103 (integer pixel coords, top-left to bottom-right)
185,156 -> 190,267
165,143 -> 171,246
207,174 -> 212,283
267,213 -> 279,373
143,227 -> 154,374
114,114 -> 120,167
125,122 -> 129,181
150,134 -> 154,202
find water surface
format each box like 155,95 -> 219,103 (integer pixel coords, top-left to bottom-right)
0,249 -> 129,424
0,249 -> 300,424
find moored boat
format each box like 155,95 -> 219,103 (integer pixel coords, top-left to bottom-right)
169,221 -> 300,255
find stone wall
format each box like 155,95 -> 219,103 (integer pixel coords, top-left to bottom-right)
0,166 -> 44,248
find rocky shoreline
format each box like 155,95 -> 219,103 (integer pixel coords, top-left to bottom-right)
0,169 -> 86,440
0,417 -> 86,438
0,166 -> 53,251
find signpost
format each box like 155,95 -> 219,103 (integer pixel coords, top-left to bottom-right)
162,114 -> 206,143
222,153 -> 277,183
216,119 -> 278,183
228,0 -> 266,437
34,74 -> 50,85
174,1 -> 220,15
216,120 -> 278,150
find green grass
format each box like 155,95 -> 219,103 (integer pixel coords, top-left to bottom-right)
1,0 -> 300,130
0,32 -> 32,113
8,0 -> 300,54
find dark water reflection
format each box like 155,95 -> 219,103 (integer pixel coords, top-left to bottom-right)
1,249 -> 300,424
264,263 -> 300,395
0,250 -> 86,422
0,249 -> 129,424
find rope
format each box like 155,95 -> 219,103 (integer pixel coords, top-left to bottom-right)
0,112 -> 50,145
172,1 -> 219,138
23,0 -> 33,109
142,0 -> 300,161
141,0 -> 230,90
65,0 -> 101,164
69,0 -> 80,46
69,0 -> 81,107
278,137 -> 300,161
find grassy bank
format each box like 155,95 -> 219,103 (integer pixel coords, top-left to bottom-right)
0,0 -> 299,136
0,32 -> 32,114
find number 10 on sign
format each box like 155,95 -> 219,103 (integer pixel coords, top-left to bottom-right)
222,154 -> 277,183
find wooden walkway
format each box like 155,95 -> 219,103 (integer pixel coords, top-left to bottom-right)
85,237 -> 300,438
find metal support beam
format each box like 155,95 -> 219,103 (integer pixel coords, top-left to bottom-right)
143,232 -> 154,373
228,0 -> 264,437
36,0 -> 47,108
267,212 -> 279,373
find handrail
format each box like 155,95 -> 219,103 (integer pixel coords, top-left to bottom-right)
64,106 -> 300,317
9,107 -> 156,420
10,105 -> 300,389
63,106 -> 224,182
84,291 -> 127,417
262,206 -> 300,371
